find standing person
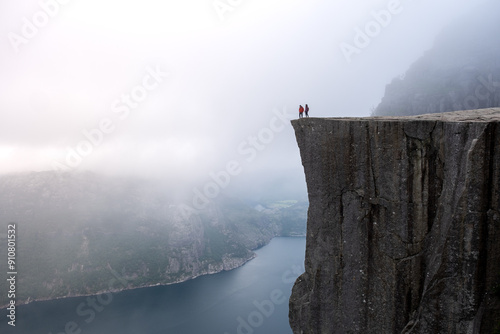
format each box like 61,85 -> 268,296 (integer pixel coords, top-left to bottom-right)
305,104 -> 309,117
299,105 -> 304,118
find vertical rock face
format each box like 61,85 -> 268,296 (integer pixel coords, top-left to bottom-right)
289,109 -> 500,333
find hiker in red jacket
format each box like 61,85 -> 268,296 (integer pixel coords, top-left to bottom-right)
299,105 -> 304,118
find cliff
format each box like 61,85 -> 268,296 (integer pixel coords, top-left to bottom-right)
289,109 -> 500,333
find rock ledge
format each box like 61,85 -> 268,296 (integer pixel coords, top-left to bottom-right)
289,108 -> 500,333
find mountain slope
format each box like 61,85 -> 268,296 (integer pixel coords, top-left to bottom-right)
373,2 -> 500,116
0,171 -> 306,307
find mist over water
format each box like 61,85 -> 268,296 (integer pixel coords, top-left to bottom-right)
1,1 -> 498,333
0,0 -> 489,194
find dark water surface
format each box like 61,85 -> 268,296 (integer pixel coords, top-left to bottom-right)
2,237 -> 305,334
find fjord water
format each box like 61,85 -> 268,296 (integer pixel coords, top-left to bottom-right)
2,237 -> 305,334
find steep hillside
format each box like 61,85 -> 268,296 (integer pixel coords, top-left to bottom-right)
0,171 -> 306,307
373,2 -> 500,116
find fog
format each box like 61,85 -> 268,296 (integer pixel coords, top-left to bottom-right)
0,0 -> 489,198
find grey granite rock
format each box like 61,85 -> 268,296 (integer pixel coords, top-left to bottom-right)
289,109 -> 500,333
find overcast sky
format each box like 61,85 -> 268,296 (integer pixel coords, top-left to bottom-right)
0,0 -> 489,197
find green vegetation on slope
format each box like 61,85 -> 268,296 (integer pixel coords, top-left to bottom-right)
0,171 -> 307,307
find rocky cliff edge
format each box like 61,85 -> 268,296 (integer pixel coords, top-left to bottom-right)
289,108 -> 500,333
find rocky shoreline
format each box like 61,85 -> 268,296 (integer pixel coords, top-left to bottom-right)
0,253 -> 256,310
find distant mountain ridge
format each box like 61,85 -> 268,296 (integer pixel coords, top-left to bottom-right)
0,171 -> 306,307
373,1 -> 500,116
